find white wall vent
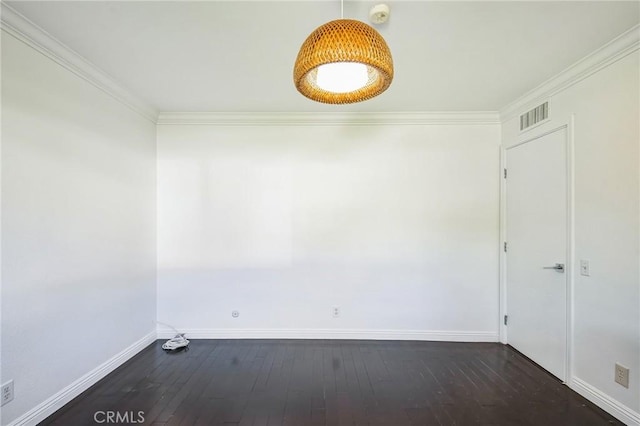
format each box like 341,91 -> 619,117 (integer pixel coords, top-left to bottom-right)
519,101 -> 549,131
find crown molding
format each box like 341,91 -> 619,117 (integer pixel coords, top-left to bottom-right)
0,3 -> 158,123
157,111 -> 500,126
500,24 -> 640,122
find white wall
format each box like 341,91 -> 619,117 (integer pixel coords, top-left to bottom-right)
157,123 -> 501,340
1,34 -> 157,425
502,50 -> 640,420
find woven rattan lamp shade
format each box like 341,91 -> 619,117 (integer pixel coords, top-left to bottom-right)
293,19 -> 393,104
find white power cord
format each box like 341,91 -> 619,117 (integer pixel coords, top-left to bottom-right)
161,334 -> 190,351
157,321 -> 190,351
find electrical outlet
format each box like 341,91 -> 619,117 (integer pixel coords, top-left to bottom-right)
580,259 -> 590,276
332,306 -> 340,318
615,363 -> 629,388
231,310 -> 239,318
1,380 -> 14,406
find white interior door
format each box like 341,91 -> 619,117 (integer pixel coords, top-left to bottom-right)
506,127 -> 567,381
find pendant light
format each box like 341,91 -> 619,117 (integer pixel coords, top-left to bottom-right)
293,2 -> 394,104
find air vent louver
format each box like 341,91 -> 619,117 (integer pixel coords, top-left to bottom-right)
520,101 -> 549,131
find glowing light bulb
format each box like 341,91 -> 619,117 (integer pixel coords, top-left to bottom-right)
316,62 -> 369,93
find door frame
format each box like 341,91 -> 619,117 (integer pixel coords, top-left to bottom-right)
499,119 -> 575,385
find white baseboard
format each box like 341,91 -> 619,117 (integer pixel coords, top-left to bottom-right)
6,330 -> 157,426
156,327 -> 499,342
571,377 -> 640,426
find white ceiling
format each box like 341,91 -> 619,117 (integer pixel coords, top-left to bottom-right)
6,1 -> 639,113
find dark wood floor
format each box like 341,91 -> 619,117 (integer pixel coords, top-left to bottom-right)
41,340 -> 621,426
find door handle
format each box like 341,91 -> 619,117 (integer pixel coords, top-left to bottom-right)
542,263 -> 565,272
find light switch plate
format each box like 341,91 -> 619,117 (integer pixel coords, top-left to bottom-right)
580,259 -> 590,276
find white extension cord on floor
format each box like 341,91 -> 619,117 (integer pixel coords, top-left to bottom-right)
161,334 -> 190,351
157,322 -> 190,351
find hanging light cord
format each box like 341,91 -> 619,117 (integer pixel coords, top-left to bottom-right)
341,0 -> 344,19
